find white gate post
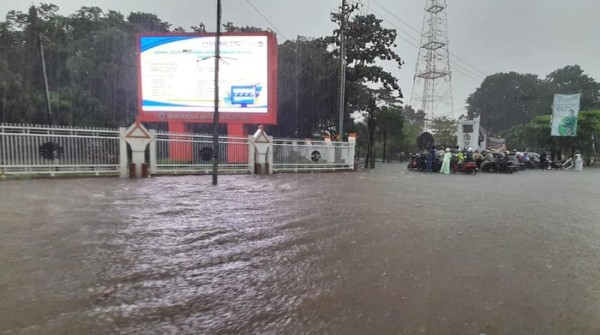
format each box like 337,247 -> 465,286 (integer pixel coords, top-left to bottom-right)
267,136 -> 274,174
248,135 -> 255,174
119,127 -> 128,178
123,122 -> 152,178
149,129 -> 157,176
348,133 -> 357,170
252,126 -> 273,174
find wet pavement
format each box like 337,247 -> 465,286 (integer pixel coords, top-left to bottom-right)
1,165 -> 600,334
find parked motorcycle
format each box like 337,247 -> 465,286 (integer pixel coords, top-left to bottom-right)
480,152 -> 520,174
549,160 -> 564,170
507,153 -> 525,171
407,153 -> 426,171
453,160 -> 478,174
407,152 -> 441,172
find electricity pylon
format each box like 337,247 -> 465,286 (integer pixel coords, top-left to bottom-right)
410,0 -> 454,131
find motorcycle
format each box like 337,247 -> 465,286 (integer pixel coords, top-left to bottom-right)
549,160 -> 564,170
480,153 -> 520,174
408,153 -> 441,172
537,158 -> 563,170
407,153 -> 426,171
453,160 -> 478,174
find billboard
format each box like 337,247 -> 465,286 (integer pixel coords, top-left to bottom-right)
487,137 -> 506,151
551,93 -> 581,137
137,32 -> 277,124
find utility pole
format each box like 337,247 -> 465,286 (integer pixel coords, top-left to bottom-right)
338,0 -> 347,141
212,0 -> 222,186
409,0 -> 454,132
39,35 -> 53,125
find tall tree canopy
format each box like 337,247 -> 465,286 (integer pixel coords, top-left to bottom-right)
467,65 -> 600,134
505,110 -> 600,162
329,7 -> 404,130
0,3 -> 407,142
466,72 -> 543,134
430,116 -> 457,147
403,105 -> 425,129
0,4 -> 171,126
544,65 -> 600,111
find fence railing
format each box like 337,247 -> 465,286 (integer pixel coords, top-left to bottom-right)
153,131 -> 250,175
0,123 -> 356,177
0,123 -> 121,176
272,139 -> 355,172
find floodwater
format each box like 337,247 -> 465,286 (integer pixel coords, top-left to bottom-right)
1,165 -> 600,335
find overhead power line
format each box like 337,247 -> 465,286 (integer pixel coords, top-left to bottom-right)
367,6 -> 484,83
370,0 -> 488,78
243,0 -> 288,40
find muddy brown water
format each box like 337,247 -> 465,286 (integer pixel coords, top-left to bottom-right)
1,165 -> 600,334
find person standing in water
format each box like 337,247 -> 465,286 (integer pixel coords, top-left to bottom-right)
426,146 -> 435,172
440,148 -> 452,174
575,153 -> 584,171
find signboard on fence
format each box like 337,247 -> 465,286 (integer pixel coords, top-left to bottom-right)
551,93 -> 581,137
137,32 -> 278,125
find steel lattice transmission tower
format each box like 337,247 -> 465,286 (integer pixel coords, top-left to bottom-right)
410,0 -> 454,131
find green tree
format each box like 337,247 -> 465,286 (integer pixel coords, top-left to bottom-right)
190,23 -> 206,33
466,72 -> 544,133
574,110 -> 600,163
545,65 -> 600,110
357,89 -> 403,168
377,105 -> 404,162
467,66 -> 600,136
127,12 -> 171,32
430,116 -> 457,147
403,105 -> 425,129
223,22 -> 272,33
329,8 -> 404,132
400,121 -> 421,155
505,110 -> 600,163
0,4 -> 179,126
505,116 -> 552,153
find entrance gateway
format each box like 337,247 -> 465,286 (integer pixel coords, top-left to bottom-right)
457,115 -> 487,151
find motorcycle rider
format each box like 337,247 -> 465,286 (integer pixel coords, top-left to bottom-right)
426,146 -> 436,172
473,150 -> 483,169
456,149 -> 464,162
454,147 -> 473,172
480,150 -> 496,172
540,151 -> 548,170
464,147 -> 474,162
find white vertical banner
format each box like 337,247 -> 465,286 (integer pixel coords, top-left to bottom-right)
551,94 -> 581,137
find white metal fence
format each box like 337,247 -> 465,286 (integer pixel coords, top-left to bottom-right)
153,131 -> 250,175
0,123 -> 356,178
0,123 -> 121,177
272,139 -> 355,172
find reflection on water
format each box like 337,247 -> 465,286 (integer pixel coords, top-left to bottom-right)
1,167 -> 600,334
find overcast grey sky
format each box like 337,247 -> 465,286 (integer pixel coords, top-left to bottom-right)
2,0 -> 599,116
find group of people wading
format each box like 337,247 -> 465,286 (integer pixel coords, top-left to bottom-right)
424,146 -> 477,174
412,146 -> 585,174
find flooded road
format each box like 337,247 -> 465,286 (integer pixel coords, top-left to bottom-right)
2,165 -> 600,334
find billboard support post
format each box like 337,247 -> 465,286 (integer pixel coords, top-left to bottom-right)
212,0 -> 222,186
